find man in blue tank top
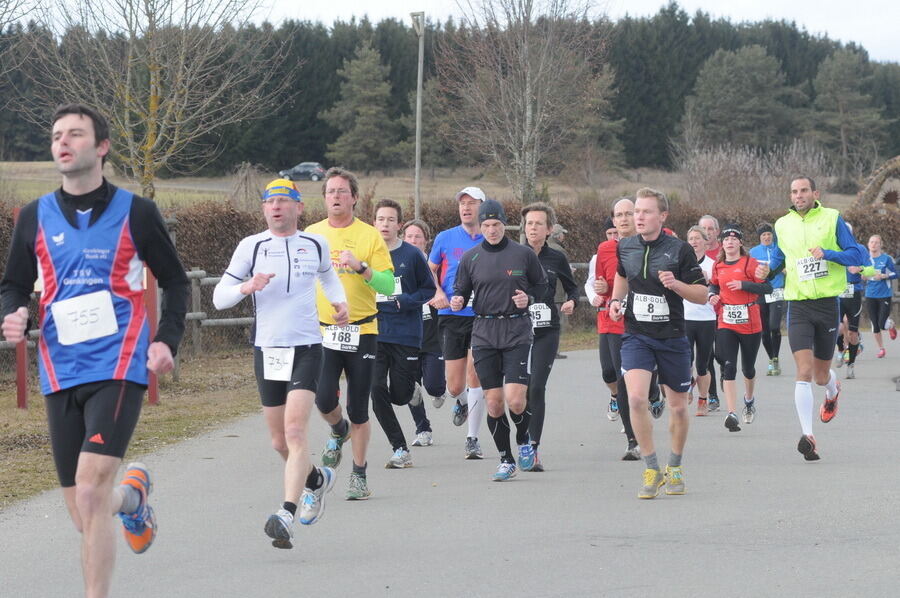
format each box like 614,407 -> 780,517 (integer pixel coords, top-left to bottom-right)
1,104 -> 188,597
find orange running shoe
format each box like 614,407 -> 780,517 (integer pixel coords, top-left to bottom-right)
695,398 -> 708,416
118,462 -> 157,554
819,382 -> 840,423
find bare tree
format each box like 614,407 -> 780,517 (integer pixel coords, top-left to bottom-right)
23,0 -> 292,198
0,0 -> 34,77
437,0 -> 612,203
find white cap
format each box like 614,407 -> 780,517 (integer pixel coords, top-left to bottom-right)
455,186 -> 486,202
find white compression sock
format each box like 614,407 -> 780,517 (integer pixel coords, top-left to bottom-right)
794,381 -> 814,436
467,386 -> 484,438
821,369 -> 838,399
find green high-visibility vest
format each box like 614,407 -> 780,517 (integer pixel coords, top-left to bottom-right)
774,201 -> 846,300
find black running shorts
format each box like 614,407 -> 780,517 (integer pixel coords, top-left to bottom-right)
253,344 -> 323,407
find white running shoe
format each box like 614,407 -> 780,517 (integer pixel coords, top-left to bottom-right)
411,431 -> 433,446
299,467 -> 335,525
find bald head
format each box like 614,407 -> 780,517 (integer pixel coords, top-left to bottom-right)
612,198 -> 635,237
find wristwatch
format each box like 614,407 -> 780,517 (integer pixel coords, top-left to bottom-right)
355,261 -> 369,274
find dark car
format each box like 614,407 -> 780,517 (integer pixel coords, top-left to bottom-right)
278,162 -> 326,182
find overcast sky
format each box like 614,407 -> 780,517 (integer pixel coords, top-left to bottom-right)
258,0 -> 899,63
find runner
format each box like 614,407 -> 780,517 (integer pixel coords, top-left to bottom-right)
369,200 -> 436,468
609,188 -> 708,498
451,199 -> 547,481
683,225 -> 717,416
402,219 -> 447,446
833,223 -> 865,379
707,225 -> 771,432
306,167 -> 395,499
585,199 -> 660,460
699,214 -> 723,411
1,104 -> 189,596
749,223 -> 786,376
771,176 -> 868,461
429,187 -> 486,459
862,234 -> 897,358
586,216 -> 621,419
213,179 -> 348,548
521,202 -> 578,471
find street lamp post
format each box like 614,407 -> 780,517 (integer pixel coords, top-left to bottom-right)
410,11 -> 425,220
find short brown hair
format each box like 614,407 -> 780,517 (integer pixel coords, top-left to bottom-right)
52,103 -> 110,164
520,201 -> 557,228
374,198 -> 402,222
791,175 -> 817,191
322,167 -> 359,199
402,218 -> 431,241
635,187 -> 669,212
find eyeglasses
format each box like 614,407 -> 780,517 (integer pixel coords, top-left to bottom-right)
325,188 -> 352,197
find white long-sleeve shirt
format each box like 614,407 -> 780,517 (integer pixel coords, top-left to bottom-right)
214,230 -> 346,347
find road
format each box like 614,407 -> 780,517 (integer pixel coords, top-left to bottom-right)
2,346 -> 899,597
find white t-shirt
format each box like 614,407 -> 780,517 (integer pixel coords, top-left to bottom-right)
213,230 -> 346,347
683,255 -> 716,321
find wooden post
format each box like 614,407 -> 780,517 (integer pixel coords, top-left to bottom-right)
191,267 -> 202,354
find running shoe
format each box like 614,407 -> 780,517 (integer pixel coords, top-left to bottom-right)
432,392 -> 446,409
842,349 -> 850,364
118,462 -> 156,554
877,348 -> 886,359
638,468 -> 664,499
649,396 -> 666,419
607,398 -> 619,421
767,359 -> 775,376
386,448 -> 413,469
742,398 -> 756,424
517,442 -> 536,471
409,382 -> 424,407
858,342 -> 865,355
687,376 -> 696,404
708,396 -> 721,412
322,420 -> 351,468
622,443 -> 641,461
346,472 -> 371,500
819,381 -> 840,423
465,436 -> 483,459
451,399 -> 469,426
833,352 -> 844,368
846,363 -> 855,379
411,431 -> 433,447
299,466 -> 336,526
492,461 -> 517,482
771,358 -> 781,376
664,465 -> 685,495
264,508 -> 294,549
531,449 -> 545,472
695,398 -> 708,417
890,325 -> 897,341
797,434 -> 820,461
724,412 -> 741,432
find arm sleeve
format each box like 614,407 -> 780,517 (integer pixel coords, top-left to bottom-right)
709,262 -> 719,294
453,257 -> 472,301
823,215 -> 869,266
396,251 -> 436,311
131,198 -> 189,354
741,281 -> 773,294
213,240 -> 251,310
318,267 -> 346,305
886,257 -> 897,280
584,255 -> 598,303
525,251 -> 549,302
0,201 -> 38,321
616,244 -> 626,277
366,268 -> 396,296
677,244 -> 706,285
556,253 -> 579,302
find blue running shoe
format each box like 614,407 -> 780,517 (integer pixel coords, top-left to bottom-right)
517,442 -> 535,471
118,462 -> 156,554
299,466 -> 336,525
492,461 -> 517,481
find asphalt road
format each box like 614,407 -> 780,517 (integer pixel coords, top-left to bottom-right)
2,346 -> 899,597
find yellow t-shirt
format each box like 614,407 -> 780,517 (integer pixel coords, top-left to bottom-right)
306,218 -> 393,335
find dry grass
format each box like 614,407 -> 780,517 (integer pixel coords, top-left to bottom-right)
0,351 -> 260,510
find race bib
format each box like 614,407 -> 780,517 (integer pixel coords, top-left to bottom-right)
722,304 -> 750,325
764,287 -> 784,303
376,276 -> 402,303
262,347 -> 294,381
50,290 -> 119,346
322,325 -> 361,352
796,256 -> 828,282
422,303 -> 432,321
632,293 -> 669,322
839,283 -> 855,299
529,303 -> 551,328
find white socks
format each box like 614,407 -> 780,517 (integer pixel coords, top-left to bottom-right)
821,369 -> 838,399
794,381 -> 814,436
467,386 -> 484,438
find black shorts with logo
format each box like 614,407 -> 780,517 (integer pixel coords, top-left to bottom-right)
45,380 -> 146,487
787,297 -> 840,361
253,344 -> 323,407
439,314 -> 474,361
838,291 -> 863,332
472,343 -> 531,390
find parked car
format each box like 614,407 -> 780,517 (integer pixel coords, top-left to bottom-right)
278,162 -> 326,182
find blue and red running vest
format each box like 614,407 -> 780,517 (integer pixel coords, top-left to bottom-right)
35,188 -> 150,394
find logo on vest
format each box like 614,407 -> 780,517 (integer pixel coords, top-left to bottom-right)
52,232 -> 64,246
